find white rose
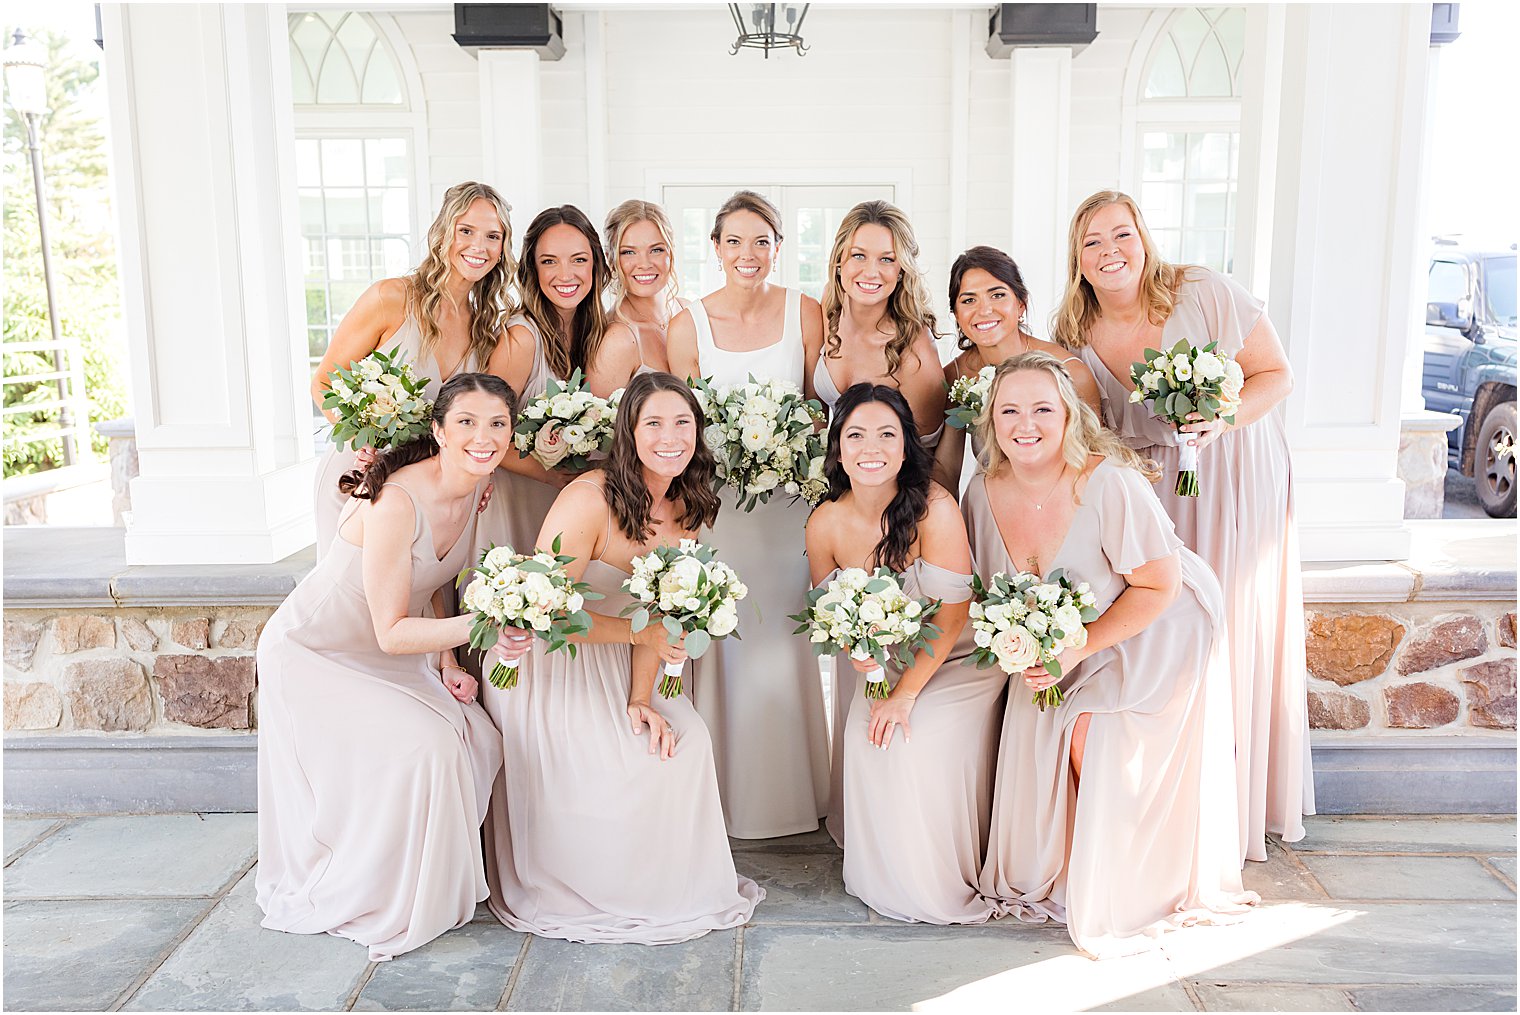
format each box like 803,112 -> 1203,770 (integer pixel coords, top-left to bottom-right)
1192,351 -> 1225,381
810,627 -> 830,643
1060,625 -> 1089,650
709,604 -> 738,637
627,577 -> 649,598
1052,605 -> 1084,637
566,592 -> 584,614
1025,611 -> 1050,637
1129,389 -> 1146,403
525,402 -> 547,420
992,626 -> 1040,672
974,627 -> 994,648
858,600 -> 886,624
751,470 -> 781,493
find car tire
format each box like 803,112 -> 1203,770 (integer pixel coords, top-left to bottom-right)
1475,400 -> 1517,518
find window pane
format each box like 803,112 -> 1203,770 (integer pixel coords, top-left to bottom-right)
365,138 -> 408,187
289,39 -> 315,104
1142,132 -> 1185,180
1169,8 -> 1212,71
377,237 -> 411,276
1144,38 -> 1186,99
1216,8 -> 1247,74
375,188 -> 410,235
320,139 -> 364,187
309,328 -> 330,361
325,189 -> 368,236
1186,182 -> 1231,229
1151,228 -> 1182,264
295,140 -> 322,188
1187,132 -> 1232,180
305,286 -> 328,328
329,281 -> 369,323
1428,262 -> 1468,304
1182,230 -> 1226,271
1190,36 -> 1233,97
1140,182 -> 1183,231
298,189 -> 326,235
361,46 -> 404,105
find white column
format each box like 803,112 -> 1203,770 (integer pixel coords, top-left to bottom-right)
102,3 -> 315,565
1233,5 -> 1286,301
479,49 -> 542,243
1265,4 -> 1430,561
1008,47 -> 1071,339
583,12 -> 609,224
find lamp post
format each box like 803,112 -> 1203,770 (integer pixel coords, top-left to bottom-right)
5,27 -> 77,466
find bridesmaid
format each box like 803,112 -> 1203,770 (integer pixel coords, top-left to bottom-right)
482,371 -> 764,943
809,201 -> 946,441
936,246 -> 1100,494
479,204 -> 644,557
605,199 -> 686,373
310,181 -> 514,555
666,189 -> 831,839
1052,191 -> 1310,862
971,353 -> 1256,958
257,373 -> 523,960
805,383 -> 1000,925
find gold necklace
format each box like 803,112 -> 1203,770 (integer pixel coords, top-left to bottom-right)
1021,463 -> 1067,512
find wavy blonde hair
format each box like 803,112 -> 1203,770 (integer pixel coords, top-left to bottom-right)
516,205 -> 613,380
820,201 -> 937,375
604,200 -> 683,330
407,181 -> 517,369
976,351 -> 1160,487
1051,190 -> 1196,350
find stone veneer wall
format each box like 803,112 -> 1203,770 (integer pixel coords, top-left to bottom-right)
4,608 -> 271,734
1306,603 -> 1516,734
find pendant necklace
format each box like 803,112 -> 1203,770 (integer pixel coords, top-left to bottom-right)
1027,464 -> 1067,511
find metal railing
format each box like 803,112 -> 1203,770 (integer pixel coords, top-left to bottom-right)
2,333 -> 93,469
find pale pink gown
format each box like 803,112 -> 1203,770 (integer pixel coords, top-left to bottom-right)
970,463 -> 1257,958
1076,267 -> 1312,862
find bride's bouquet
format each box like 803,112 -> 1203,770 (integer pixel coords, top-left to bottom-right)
968,569 -> 1098,710
945,364 -> 995,431
322,348 -> 433,452
514,368 -> 622,472
1128,340 -> 1244,497
790,568 -> 942,700
622,539 -> 748,698
692,376 -> 828,510
458,538 -> 599,689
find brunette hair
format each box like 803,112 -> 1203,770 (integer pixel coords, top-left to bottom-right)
974,352 -> 1159,487
820,201 -> 938,375
1051,190 -> 1196,350
338,372 -> 519,500
820,383 -> 934,573
604,372 -> 720,541
408,182 -> 516,369
948,246 -> 1031,352
709,189 -> 783,244
516,205 -> 614,379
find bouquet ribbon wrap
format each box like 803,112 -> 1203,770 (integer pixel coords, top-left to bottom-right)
862,663 -> 889,700
1174,430 -> 1201,498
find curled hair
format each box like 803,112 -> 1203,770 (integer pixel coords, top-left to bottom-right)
517,205 -> 613,380
1051,190 -> 1196,350
948,246 -> 1031,351
338,372 -> 519,501
605,200 -> 684,330
604,372 -> 720,541
408,182 -> 516,370
821,383 -> 934,574
710,189 -> 783,244
821,201 -> 938,376
974,352 -> 1159,488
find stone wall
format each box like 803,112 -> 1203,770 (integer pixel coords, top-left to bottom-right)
4,608 -> 271,734
1307,603 -> 1516,735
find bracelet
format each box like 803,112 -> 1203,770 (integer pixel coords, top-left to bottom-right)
628,624 -> 635,645
441,663 -> 466,675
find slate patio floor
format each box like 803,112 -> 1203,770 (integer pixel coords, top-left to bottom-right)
2,813 -> 1515,1012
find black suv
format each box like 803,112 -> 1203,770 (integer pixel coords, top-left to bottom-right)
1422,242 -> 1517,517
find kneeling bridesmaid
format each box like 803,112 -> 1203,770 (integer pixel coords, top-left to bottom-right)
482,371 -> 764,944
806,383 -> 1001,925
256,374 -> 520,961
970,353 -> 1256,958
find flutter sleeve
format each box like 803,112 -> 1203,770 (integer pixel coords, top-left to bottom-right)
1185,267 -> 1266,357
1094,462 -> 1184,575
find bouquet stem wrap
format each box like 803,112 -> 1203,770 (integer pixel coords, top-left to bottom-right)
658,659 -> 685,699
488,650 -> 521,690
1174,429 -> 1201,498
861,664 -> 890,700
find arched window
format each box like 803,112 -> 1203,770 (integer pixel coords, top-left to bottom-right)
1125,7 -> 1246,274
288,11 -> 427,372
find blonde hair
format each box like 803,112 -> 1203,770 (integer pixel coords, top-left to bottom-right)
1051,190 -> 1195,350
820,201 -> 938,376
408,181 -> 517,368
516,205 -> 612,380
604,200 -> 683,329
710,189 -> 783,244
976,351 -> 1160,486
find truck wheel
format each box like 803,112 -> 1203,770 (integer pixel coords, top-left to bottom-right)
1476,400 -> 1516,518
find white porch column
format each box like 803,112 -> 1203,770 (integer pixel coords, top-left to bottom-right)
478,50 -> 542,243
1262,4 -> 1430,561
1008,47 -> 1071,337
102,3 -> 315,565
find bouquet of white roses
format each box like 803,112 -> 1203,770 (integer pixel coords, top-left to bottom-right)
621,539 -> 748,698
1128,339 -> 1244,497
514,368 -> 622,472
790,568 -> 942,700
457,537 -> 600,690
945,364 -> 995,431
691,376 -> 828,510
322,348 -> 433,452
968,568 -> 1098,710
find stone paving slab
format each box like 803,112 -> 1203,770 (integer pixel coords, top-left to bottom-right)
3,817 -> 59,864
1347,985 -> 1520,1011
1300,855 -> 1514,900
1489,856 -> 1517,881
505,930 -> 737,1012
1160,901 -> 1517,985
353,919 -> 527,1011
2,898 -> 208,1011
733,851 -> 868,924
1296,815 -> 1517,854
124,871 -> 371,1011
1189,982 -> 1355,1011
1242,840 -> 1325,902
729,827 -> 835,852
4,814 -> 256,899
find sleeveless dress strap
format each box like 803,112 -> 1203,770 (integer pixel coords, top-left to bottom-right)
565,477 -> 615,562
689,299 -> 718,370
382,481 -> 427,544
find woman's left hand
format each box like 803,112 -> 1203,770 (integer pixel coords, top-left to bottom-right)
477,480 -> 494,514
867,694 -> 915,750
441,665 -> 478,704
627,701 -> 677,760
1178,412 -> 1232,450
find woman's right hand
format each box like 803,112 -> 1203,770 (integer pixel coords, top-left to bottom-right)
493,628 -> 534,665
634,624 -> 688,668
353,446 -> 379,470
